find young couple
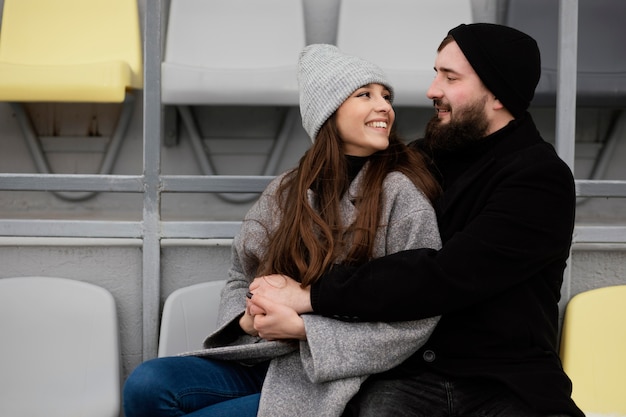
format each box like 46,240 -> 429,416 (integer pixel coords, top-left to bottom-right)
125,23 -> 583,417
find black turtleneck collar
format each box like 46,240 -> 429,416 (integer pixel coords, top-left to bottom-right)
346,154 -> 369,183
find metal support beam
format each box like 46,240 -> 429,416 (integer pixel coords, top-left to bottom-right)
555,0 -> 578,170
141,0 -> 163,360
555,0 -> 579,316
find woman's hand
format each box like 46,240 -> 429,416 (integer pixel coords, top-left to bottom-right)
249,294 -> 306,341
249,274 -> 313,314
238,298 -> 261,336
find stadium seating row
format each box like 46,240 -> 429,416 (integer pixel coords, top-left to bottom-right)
3,276 -> 625,416
1,0 -> 625,185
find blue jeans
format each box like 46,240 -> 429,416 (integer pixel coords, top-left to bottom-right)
342,370 -> 571,417
123,356 -> 268,417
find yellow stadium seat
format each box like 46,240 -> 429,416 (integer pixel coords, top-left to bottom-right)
0,0 -> 142,103
559,285 -> 626,415
0,0 -> 143,200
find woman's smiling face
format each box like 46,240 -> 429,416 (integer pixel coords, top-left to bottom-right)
336,83 -> 394,157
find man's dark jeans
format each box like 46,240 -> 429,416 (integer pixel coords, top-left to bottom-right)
343,369 -> 572,417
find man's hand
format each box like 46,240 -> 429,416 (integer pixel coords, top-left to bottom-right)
249,294 -> 306,341
249,274 -> 313,314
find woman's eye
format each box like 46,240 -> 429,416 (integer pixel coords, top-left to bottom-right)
356,91 -> 370,98
384,94 -> 392,102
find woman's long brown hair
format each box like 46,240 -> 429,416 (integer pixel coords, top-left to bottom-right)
255,114 -> 440,287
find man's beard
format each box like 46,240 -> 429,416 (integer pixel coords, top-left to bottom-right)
423,98 -> 490,152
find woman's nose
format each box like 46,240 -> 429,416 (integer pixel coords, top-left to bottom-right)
375,96 -> 392,112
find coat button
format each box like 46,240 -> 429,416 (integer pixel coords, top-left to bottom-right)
423,350 -> 436,362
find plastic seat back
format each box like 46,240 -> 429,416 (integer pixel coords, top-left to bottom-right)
0,277 -> 120,417
559,285 -> 626,414
162,0 -> 305,105
505,0 -> 626,107
337,0 -> 473,107
158,280 -> 227,357
0,0 -> 143,102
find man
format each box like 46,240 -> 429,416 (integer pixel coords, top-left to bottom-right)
249,23 -> 584,416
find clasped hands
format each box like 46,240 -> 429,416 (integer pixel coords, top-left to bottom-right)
239,274 -> 313,341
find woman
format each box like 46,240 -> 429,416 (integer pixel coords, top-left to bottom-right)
124,44 -> 441,417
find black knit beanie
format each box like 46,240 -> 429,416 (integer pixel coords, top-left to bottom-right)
448,23 -> 541,118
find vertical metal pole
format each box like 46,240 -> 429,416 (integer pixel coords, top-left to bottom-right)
555,0 -> 578,171
142,0 -> 163,360
555,0 -> 578,316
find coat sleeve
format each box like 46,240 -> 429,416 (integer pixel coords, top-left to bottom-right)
298,173 -> 442,383
299,315 -> 439,383
203,176 -> 284,347
310,145 -> 576,322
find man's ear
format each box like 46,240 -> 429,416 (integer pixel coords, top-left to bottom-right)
492,96 -> 505,111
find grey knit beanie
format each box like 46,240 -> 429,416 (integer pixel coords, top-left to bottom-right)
298,44 -> 394,141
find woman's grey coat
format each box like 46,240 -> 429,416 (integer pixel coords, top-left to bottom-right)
185,166 -> 441,416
